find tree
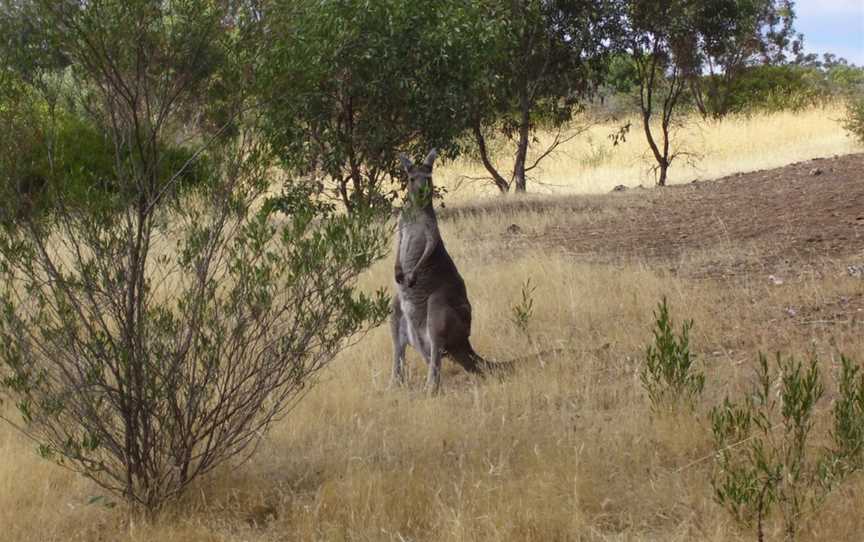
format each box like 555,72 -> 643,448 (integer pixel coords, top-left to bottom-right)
690,0 -> 801,119
621,0 -> 699,187
464,0 -> 617,193
259,0 -> 476,212
619,0 -> 799,186
0,0 -> 389,510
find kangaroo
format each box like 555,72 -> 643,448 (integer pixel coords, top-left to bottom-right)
391,149 -> 493,393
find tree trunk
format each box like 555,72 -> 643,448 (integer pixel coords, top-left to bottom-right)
512,93 -> 531,193
336,176 -> 352,213
513,163 -> 527,193
640,110 -> 667,187
472,119 -> 510,193
657,161 -> 669,187
690,78 -> 708,119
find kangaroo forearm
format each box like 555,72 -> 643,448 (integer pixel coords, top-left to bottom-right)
394,253 -> 404,283
411,237 -> 437,274
394,230 -> 404,274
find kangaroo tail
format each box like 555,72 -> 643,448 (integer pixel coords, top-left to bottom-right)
448,342 -> 515,377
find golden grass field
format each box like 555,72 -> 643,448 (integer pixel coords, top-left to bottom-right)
435,103 -> 858,199
1,105 -> 863,541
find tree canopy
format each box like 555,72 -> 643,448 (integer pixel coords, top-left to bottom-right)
259,0 -> 482,211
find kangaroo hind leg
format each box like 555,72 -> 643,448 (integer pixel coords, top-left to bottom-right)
425,339 -> 443,395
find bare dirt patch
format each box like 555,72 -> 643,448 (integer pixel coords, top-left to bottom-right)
451,153 -> 864,279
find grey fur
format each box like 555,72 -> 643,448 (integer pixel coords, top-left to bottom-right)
391,149 -> 490,393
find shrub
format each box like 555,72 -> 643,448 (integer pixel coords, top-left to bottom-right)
711,353 -> 864,542
0,65 -> 211,224
725,65 -> 828,115
640,297 -> 704,411
0,102 -> 211,222
0,0 -> 389,511
842,90 -> 864,145
711,353 -> 822,541
0,168 -> 390,508
510,278 -> 537,340
828,355 -> 864,474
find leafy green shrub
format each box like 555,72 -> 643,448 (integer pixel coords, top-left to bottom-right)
829,355 -> 864,473
0,153 -> 391,509
0,74 -> 45,221
0,0 -> 388,512
842,90 -> 864,145
53,114 -> 210,206
0,80 -> 210,223
711,353 -> 864,542
640,298 -> 704,410
827,65 -> 864,93
723,65 -> 828,115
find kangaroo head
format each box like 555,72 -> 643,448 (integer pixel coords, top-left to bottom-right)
399,149 -> 438,207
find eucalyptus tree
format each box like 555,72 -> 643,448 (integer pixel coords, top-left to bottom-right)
690,0 -> 801,119
260,0 -> 479,212
618,0 -> 799,186
620,0 -> 699,187
463,0 -> 619,193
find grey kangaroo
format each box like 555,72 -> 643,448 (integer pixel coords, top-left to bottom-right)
391,149 -> 493,393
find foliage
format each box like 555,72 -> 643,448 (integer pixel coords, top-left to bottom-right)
606,54 -> 641,95
0,96 -> 211,222
464,0 -> 618,193
0,0 -> 389,511
260,0 -> 475,212
605,55 -> 862,119
829,355 -> 864,473
0,66 -> 45,220
619,0 -> 800,185
620,0 -> 703,186
825,64 -> 864,93
711,353 -> 864,542
707,63 -> 864,115
260,0 -> 619,200
640,298 -> 704,410
0,6 -> 214,223
843,90 -> 864,146
689,0 -> 801,118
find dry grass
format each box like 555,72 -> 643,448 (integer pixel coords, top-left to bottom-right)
1,105 -> 863,541
436,103 -> 859,201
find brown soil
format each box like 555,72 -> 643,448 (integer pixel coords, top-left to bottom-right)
457,153 -> 864,279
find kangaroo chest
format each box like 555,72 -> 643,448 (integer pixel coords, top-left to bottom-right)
395,216 -> 436,331
397,219 -> 433,271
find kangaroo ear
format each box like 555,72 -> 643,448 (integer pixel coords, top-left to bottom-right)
399,153 -> 413,173
423,148 -> 438,168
